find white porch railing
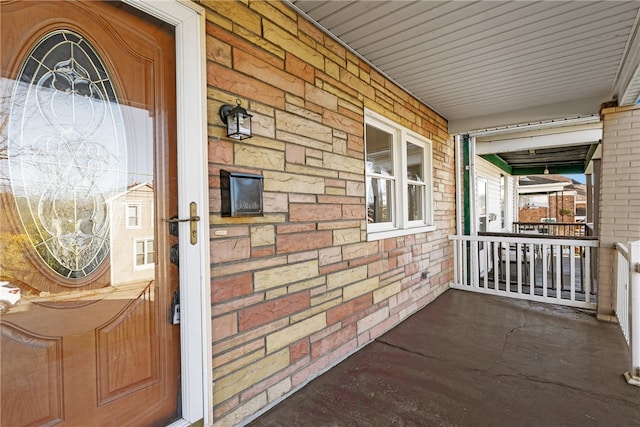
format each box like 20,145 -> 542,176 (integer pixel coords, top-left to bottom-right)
449,234 -> 599,310
615,241 -> 640,386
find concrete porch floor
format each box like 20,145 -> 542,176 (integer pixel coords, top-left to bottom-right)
248,289 -> 639,427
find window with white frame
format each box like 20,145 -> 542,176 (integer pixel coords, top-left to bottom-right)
126,202 -> 142,229
134,239 -> 154,268
365,109 -> 434,240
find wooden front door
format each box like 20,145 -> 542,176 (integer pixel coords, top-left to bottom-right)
0,1 -> 181,425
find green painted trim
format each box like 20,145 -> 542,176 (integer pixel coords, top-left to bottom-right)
462,135 -> 471,284
480,154 -> 512,174
463,135 -> 470,235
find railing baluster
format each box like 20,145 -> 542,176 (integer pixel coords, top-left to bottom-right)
542,243 -> 548,298
529,243 -> 535,296
555,244 -> 562,300
493,242 -> 500,287
570,244 -> 576,302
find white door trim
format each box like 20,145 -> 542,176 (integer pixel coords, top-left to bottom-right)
122,1 -> 211,425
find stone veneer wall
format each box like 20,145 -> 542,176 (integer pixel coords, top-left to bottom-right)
201,1 -> 455,424
597,103 -> 640,321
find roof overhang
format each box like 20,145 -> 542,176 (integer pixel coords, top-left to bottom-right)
473,117 -> 602,175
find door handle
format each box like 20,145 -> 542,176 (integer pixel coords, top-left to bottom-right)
166,202 -> 200,244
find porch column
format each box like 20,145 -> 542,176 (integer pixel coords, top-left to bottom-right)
597,104 -> 640,321
586,172 -> 593,223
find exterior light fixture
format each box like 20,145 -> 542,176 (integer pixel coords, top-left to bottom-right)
219,99 -> 252,140
544,165 -> 550,175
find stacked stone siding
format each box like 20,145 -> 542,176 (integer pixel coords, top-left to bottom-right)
202,1 -> 454,424
598,104 -> 640,321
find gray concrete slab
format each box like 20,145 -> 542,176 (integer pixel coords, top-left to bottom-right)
248,289 -> 640,427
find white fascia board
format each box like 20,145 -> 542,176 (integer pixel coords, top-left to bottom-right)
518,183 -> 569,194
475,128 -> 602,155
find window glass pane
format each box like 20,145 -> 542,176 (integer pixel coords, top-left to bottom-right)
408,184 -> 424,221
366,125 -> 393,176
147,240 -> 155,264
127,204 -> 139,226
367,177 -> 393,223
406,142 -> 423,182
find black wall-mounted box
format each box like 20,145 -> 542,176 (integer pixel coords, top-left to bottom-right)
220,170 -> 264,217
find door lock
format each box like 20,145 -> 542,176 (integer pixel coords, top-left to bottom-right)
166,202 -> 200,244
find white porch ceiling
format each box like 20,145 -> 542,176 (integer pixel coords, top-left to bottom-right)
289,1 -> 640,134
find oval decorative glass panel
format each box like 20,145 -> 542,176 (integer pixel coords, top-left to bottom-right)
7,30 -> 127,280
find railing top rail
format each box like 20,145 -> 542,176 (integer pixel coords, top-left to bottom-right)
480,231 -> 597,241
514,221 -> 587,227
449,232 -> 599,247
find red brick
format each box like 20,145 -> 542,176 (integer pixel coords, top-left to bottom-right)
311,323 -> 356,358
277,223 -> 317,234
285,53 -> 315,83
290,338 -> 310,362
239,291 -> 310,331
252,246 -> 275,257
206,34 -> 231,67
349,254 -> 383,268
211,237 -> 250,264
207,62 -> 285,110
277,230 -> 332,254
326,300 -> 355,325
211,272 -> 253,303
234,49 -> 305,97
290,204 -> 342,222
213,312 -> 237,341
206,22 -> 283,69
322,110 -> 364,137
298,17 -> 325,44
209,138 -> 233,165
342,204 -> 365,220
318,261 -> 349,276
325,178 -> 346,188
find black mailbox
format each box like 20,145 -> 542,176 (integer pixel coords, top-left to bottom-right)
220,170 -> 264,217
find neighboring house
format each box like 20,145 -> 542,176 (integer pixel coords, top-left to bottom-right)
109,183 -> 155,286
518,175 -> 587,223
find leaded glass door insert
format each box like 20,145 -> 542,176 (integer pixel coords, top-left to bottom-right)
8,30 -> 127,280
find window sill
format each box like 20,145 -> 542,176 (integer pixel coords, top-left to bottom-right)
366,225 -> 436,241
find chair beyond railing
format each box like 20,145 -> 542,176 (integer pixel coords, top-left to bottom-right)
513,221 -> 588,237
615,241 -> 640,386
449,233 -> 598,310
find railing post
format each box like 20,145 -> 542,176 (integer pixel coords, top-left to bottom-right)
625,241 -> 640,386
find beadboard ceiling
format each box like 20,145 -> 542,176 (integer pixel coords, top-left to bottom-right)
288,1 -> 640,134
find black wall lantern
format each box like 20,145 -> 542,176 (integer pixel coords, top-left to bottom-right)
219,99 -> 253,140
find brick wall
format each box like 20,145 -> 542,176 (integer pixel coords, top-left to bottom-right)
518,193 -> 575,223
201,1 -> 454,424
598,104 -> 640,321
549,194 -> 576,222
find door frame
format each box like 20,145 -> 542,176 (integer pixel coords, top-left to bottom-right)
122,1 -> 211,425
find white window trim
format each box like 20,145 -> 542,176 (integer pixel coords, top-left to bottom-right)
125,201 -> 142,229
123,1 -> 210,426
365,109 -> 435,241
133,237 -> 155,270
